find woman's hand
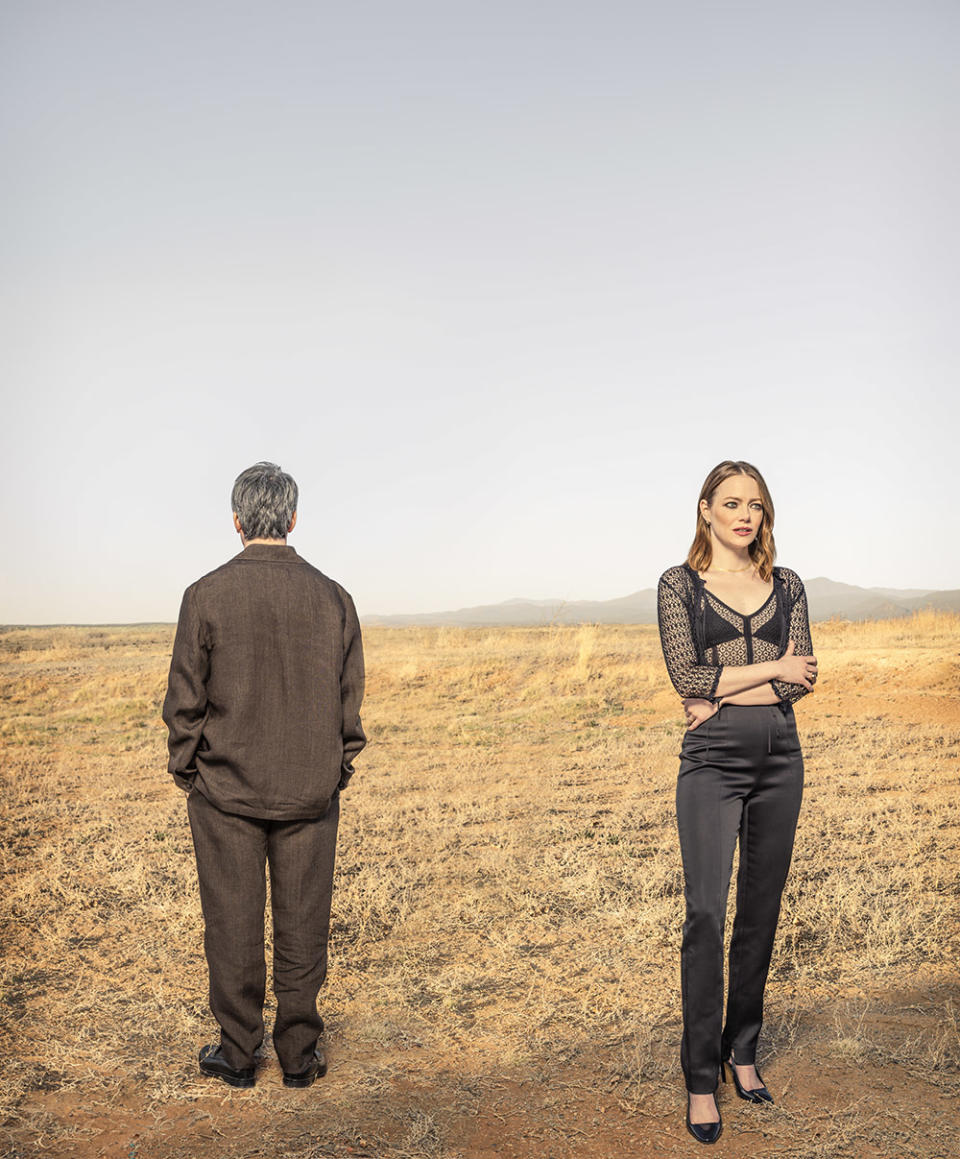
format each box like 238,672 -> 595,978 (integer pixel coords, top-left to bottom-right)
777,639 -> 818,689
683,697 -> 719,730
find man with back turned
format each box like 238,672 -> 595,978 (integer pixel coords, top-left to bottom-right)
162,461 -> 366,1089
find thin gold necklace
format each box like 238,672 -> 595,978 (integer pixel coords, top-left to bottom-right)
707,563 -> 754,573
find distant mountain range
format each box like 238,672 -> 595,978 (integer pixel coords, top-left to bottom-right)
364,578 -> 960,627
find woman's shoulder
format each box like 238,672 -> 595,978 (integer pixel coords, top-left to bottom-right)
773,565 -> 805,590
659,562 -> 696,590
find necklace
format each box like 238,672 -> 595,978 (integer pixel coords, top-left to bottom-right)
706,563 -> 754,573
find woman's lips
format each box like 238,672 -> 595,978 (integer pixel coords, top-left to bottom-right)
734,528 -> 753,535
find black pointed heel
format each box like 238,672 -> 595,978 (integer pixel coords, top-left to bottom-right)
724,1057 -> 774,1104
685,1093 -> 723,1145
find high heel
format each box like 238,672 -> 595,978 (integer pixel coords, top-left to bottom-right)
723,1057 -> 774,1104
685,1092 -> 723,1145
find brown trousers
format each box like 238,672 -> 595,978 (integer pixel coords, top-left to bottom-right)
187,788 -> 340,1074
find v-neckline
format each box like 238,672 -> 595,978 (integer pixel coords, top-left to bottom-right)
686,563 -> 776,619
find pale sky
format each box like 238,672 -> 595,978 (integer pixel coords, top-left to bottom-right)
2,1 -> 958,623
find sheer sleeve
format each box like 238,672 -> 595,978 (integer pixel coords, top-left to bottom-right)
657,569 -> 723,700
770,569 -> 814,705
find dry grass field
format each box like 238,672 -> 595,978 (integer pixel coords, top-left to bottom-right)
1,614 -> 959,1159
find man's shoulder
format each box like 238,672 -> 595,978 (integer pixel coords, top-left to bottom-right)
185,553 -> 246,593
295,556 -> 356,607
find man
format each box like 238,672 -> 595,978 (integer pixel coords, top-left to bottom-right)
162,461 -> 366,1089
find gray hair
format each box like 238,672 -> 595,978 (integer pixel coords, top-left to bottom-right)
231,462 -> 299,539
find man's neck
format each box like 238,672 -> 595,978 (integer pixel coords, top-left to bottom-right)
241,537 -> 288,547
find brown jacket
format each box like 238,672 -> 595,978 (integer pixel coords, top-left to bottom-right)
162,544 -> 366,819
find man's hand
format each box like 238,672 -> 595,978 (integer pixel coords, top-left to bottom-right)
683,697 -> 719,730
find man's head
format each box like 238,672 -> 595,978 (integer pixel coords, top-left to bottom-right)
231,462 -> 299,543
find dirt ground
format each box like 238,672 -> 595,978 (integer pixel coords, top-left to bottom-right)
1,614 -> 958,1158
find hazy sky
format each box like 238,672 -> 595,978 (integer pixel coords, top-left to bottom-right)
2,1 -> 958,622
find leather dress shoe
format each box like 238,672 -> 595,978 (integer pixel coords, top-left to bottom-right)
283,1048 -> 327,1089
198,1043 -> 255,1088
724,1057 -> 774,1104
686,1094 -> 722,1144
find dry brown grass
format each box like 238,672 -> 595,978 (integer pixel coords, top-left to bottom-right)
1,612 -> 958,1158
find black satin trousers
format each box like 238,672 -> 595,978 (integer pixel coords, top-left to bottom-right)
675,702 -> 804,1093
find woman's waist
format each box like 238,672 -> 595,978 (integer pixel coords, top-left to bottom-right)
681,700 -> 799,758
717,700 -> 793,716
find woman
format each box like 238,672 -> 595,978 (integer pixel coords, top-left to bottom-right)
657,460 -> 816,1144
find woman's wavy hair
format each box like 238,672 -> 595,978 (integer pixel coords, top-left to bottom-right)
687,460 -> 777,582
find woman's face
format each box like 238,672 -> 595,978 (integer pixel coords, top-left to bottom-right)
700,474 -> 764,551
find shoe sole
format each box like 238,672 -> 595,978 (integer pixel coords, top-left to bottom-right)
199,1063 -> 255,1088
282,1059 -> 328,1088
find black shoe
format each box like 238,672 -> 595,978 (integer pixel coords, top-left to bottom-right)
724,1057 -> 774,1104
282,1048 -> 327,1089
198,1044 -> 255,1088
685,1093 -> 722,1145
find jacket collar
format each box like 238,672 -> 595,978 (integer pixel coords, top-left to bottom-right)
234,544 -> 300,562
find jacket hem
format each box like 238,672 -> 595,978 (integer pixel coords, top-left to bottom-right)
192,781 -> 340,821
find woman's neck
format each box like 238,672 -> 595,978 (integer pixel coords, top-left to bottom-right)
707,546 -> 752,572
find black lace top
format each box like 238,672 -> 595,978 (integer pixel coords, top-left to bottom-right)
657,563 -> 813,705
